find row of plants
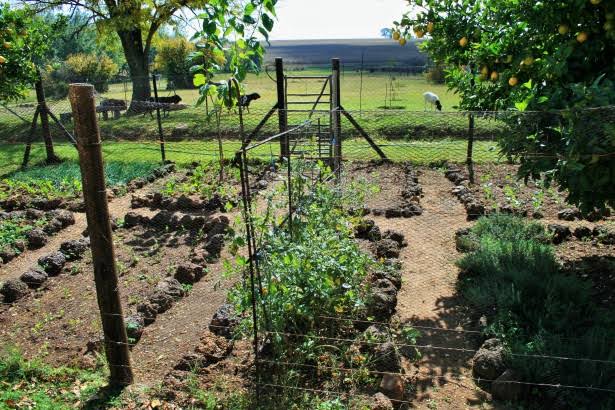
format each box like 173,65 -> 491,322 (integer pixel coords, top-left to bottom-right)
0,161 -> 162,202
457,215 -> 615,408
224,163 -> 416,408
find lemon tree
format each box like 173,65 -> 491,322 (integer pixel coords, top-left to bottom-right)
0,4 -> 51,102
394,0 -> 615,213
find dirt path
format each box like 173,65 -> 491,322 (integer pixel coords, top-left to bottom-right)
372,168 -> 492,409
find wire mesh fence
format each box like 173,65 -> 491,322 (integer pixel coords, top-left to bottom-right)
1,69 -> 615,408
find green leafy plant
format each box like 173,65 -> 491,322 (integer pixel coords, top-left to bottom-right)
457,215 -> 615,407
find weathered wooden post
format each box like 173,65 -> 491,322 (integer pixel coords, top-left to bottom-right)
275,58 -> 288,158
68,83 -> 134,386
331,58 -> 342,178
152,73 -> 167,163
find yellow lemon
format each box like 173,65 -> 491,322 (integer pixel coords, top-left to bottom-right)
490,71 -> 499,81
481,65 -> 489,75
509,76 -> 519,86
0,56 -> 6,64
427,22 -> 435,33
399,37 -> 407,46
3,42 -> 10,49
522,56 -> 535,66
392,31 -> 400,41
415,29 -> 425,38
590,0 -> 602,5
577,31 -> 589,43
558,24 -> 569,35
459,37 -> 468,47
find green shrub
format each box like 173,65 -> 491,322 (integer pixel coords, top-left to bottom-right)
153,37 -> 195,90
458,215 -> 615,407
59,53 -> 118,93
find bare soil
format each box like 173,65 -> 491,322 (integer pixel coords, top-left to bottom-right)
350,162 -> 493,409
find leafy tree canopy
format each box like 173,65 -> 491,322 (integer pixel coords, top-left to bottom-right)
394,0 -> 615,213
0,3 -> 54,102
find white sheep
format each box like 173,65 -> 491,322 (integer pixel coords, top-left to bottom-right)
423,92 -> 442,111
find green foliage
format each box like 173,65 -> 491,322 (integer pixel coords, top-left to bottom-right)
395,0 -> 615,213
0,215 -> 45,255
0,348 -> 108,409
191,0 -> 277,108
0,4 -> 53,102
162,162 -> 238,199
154,37 -> 196,89
457,215 -> 615,407
1,161 -> 159,201
61,53 -> 118,93
230,164 -> 372,343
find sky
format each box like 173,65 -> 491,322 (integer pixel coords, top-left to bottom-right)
269,0 -> 408,40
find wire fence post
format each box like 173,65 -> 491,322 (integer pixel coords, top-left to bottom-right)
152,73 -> 166,163
331,58 -> 342,179
276,58 -> 288,158
467,112 -> 475,184
68,83 -> 134,387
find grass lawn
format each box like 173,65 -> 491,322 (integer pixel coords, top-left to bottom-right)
0,138 -> 502,177
1,69 -> 470,143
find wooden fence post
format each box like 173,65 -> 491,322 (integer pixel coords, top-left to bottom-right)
35,69 -> 60,164
276,58 -> 288,158
331,58 -> 342,178
152,74 -> 166,163
68,83 -> 134,386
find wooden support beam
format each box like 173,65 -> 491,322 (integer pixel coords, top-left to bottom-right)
340,106 -> 388,161
276,58 -> 289,158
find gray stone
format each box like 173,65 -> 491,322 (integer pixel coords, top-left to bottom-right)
372,341 -> 402,373
26,229 -> 48,249
38,252 -> 66,276
368,279 -> 398,321
43,218 -> 64,235
370,392 -> 394,410
382,230 -> 406,247
472,338 -> 506,380
137,302 -> 158,325
125,314 -> 146,343
205,234 -> 225,258
0,279 -> 29,302
210,303 -> 239,338
123,212 -> 144,228
548,224 -> 571,245
573,226 -> 592,240
20,268 -> 48,289
148,290 -> 174,314
60,238 -> 90,261
466,202 -> 485,221
174,263 -> 205,284
156,277 -> 185,299
47,209 -> 75,227
374,239 -> 401,259
558,208 -> 579,221
492,369 -> 527,401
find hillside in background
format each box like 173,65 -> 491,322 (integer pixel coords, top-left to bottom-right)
264,38 -> 428,68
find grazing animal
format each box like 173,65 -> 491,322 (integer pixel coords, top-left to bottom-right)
238,93 -> 261,112
423,92 -> 442,111
146,94 -> 182,117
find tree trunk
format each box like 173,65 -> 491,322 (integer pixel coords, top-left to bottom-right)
118,29 -> 151,111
